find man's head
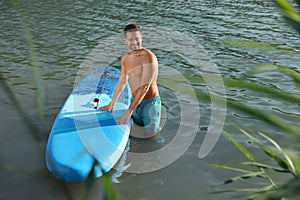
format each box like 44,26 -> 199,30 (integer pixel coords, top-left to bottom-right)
124,24 -> 142,51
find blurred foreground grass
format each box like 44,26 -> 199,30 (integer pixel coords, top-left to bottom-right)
212,1 -> 300,199
0,1 -> 119,200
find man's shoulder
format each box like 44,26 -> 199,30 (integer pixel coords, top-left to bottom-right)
140,48 -> 157,63
142,48 -> 156,57
121,51 -> 130,58
121,52 -> 130,64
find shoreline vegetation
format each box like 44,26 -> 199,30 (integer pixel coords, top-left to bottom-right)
211,1 -> 300,199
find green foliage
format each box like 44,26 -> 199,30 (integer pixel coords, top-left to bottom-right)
275,0 -> 300,33
163,72 -> 300,136
212,127 -> 300,199
208,65 -> 300,199
0,72 -> 40,140
253,64 -> 300,90
224,40 -> 297,52
160,64 -> 300,199
101,172 -> 120,200
257,177 -> 300,200
12,0 -> 45,127
211,1 -> 300,198
0,1 -> 119,200
159,61 -> 300,199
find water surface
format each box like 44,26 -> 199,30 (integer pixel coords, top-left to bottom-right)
1,1 -> 300,199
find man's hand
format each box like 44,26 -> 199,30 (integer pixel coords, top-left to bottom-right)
99,102 -> 114,112
117,110 -> 132,124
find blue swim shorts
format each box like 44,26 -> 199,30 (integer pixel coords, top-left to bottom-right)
131,96 -> 161,135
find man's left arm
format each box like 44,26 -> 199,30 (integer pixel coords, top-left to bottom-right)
117,61 -> 158,124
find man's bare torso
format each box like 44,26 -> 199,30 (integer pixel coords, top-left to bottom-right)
122,48 -> 159,100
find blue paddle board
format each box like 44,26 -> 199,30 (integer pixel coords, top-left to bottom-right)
46,66 -> 131,182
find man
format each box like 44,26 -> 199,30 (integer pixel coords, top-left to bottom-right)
100,24 -> 162,138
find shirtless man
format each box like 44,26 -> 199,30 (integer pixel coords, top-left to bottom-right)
100,24 -> 161,137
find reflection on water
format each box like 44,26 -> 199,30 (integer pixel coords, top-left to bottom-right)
1,0 -> 300,199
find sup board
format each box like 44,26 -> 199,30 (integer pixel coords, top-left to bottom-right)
46,66 -> 131,182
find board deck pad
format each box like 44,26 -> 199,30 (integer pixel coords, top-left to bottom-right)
46,67 -> 131,182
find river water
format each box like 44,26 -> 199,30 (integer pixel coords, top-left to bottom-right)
1,1 -> 300,200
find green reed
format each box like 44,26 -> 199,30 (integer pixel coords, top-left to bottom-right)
158,61 -> 300,199
0,1 -> 119,200
12,0 -> 45,129
213,127 -> 300,200
275,0 -> 300,34
212,1 -> 300,199
179,66 -> 300,199
159,2 -> 300,198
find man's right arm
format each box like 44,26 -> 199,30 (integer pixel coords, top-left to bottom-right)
100,55 -> 128,111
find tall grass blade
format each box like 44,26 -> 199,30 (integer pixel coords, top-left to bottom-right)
224,79 -> 300,104
278,66 -> 300,90
278,66 -> 300,84
238,128 -> 291,173
12,0 -> 45,128
224,40 -> 296,52
189,76 -> 300,137
211,164 -> 256,174
274,0 -> 300,34
227,99 -> 300,138
258,176 -> 300,200
80,165 -> 96,200
163,75 -> 300,139
0,72 -> 39,140
247,185 -> 278,200
210,184 -> 274,194
283,150 -> 300,172
258,132 -> 297,176
218,172 -> 266,186
252,64 -> 300,90
223,131 -> 255,161
275,0 -> 298,13
242,162 -> 290,173
60,183 -> 74,200
101,170 -> 119,200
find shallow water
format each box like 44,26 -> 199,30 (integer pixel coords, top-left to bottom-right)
1,1 -> 300,200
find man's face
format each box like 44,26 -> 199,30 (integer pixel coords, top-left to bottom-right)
125,31 -> 142,51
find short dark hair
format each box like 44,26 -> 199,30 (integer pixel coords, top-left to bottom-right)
124,24 -> 140,36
